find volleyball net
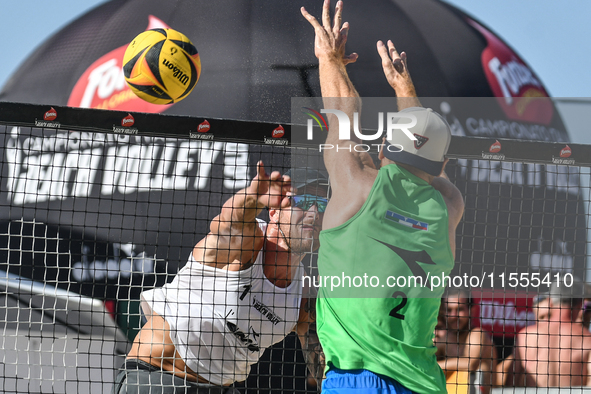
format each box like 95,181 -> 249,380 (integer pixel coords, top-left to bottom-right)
0,100 -> 589,393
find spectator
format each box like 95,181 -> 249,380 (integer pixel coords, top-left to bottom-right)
436,289 -> 496,394
579,300 -> 591,330
532,293 -> 551,322
506,278 -> 591,387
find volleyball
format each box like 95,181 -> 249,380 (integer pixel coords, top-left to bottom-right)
123,28 -> 201,105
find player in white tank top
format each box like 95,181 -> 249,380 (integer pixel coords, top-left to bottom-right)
119,162 -> 328,392
141,219 -> 305,385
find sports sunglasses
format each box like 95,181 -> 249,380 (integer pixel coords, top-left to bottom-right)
290,194 -> 328,213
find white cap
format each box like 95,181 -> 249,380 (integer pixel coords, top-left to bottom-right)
383,107 -> 451,176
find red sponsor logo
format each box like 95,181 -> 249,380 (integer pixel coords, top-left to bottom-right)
122,114 -> 135,127
272,125 -> 285,138
44,107 -> 57,121
472,289 -> 534,338
67,16 -> 173,113
198,120 -> 211,133
489,140 -> 502,153
560,145 -> 572,158
467,19 -> 553,125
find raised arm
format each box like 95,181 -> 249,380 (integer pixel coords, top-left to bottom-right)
376,40 -> 421,110
301,0 -> 367,190
431,162 -> 464,259
193,161 -> 292,269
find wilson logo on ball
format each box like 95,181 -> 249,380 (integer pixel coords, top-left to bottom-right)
44,108 -> 57,121
198,120 -> 210,133
123,28 -> 201,105
162,59 -> 190,85
122,114 -> 135,127
272,125 -> 285,138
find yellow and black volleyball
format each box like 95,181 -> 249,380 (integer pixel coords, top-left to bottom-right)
123,28 -> 201,104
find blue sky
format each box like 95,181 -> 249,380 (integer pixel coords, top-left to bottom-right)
0,0 -> 589,138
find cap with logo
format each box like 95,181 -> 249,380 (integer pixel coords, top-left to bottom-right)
383,107 -> 452,176
284,168 -> 328,190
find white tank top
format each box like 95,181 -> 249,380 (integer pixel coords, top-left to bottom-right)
141,220 -> 304,385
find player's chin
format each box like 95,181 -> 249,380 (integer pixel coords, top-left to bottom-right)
291,238 -> 319,254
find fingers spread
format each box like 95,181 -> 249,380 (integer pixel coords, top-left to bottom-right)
387,40 -> 401,62
401,51 -> 408,69
301,7 -> 322,29
377,41 -> 391,64
344,52 -> 358,65
257,161 -> 267,179
269,170 -> 282,181
333,0 -> 343,36
393,58 -> 404,74
322,0 -> 331,29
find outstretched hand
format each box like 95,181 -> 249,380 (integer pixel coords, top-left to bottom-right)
377,40 -> 416,95
301,0 -> 358,65
248,161 -> 292,210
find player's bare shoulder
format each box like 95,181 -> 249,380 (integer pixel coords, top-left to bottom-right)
431,175 -> 464,228
323,165 -> 378,230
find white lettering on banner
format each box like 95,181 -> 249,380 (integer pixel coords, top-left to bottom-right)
465,117 -> 563,142
80,59 -> 127,108
71,243 -> 158,282
463,160 -> 578,195
479,300 -> 535,329
5,127 -> 249,205
223,143 -> 249,190
530,239 -> 573,273
488,57 -> 542,104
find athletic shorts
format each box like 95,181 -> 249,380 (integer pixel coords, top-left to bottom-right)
111,359 -> 240,394
322,368 -> 416,394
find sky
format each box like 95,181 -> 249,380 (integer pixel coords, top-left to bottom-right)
0,0 -> 590,139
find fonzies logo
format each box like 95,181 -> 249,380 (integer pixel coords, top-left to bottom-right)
552,145 -> 575,165
198,120 -> 210,133
113,114 -> 139,135
304,108 -> 416,153
35,107 -> 61,128
190,120 -> 214,140
272,125 -> 285,138
560,145 -> 572,158
44,107 -> 57,121
121,114 -> 135,127
264,125 -> 288,146
468,18 -> 553,125
489,140 -> 501,153
67,15 -> 174,114
482,140 -> 505,160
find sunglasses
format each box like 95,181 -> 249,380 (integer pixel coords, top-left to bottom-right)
290,194 -> 328,213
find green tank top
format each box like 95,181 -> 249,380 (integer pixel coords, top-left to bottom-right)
316,164 -> 454,394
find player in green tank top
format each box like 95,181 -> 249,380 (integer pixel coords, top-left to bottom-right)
302,2 -> 465,393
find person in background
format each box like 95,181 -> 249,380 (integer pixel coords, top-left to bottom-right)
579,300 -> 591,330
504,278 -> 591,387
532,293 -> 551,322
436,289 -> 496,394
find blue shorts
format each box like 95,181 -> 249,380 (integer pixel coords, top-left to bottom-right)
322,368 -> 416,394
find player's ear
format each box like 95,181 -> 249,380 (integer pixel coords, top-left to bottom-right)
268,208 -> 280,223
438,158 -> 450,177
